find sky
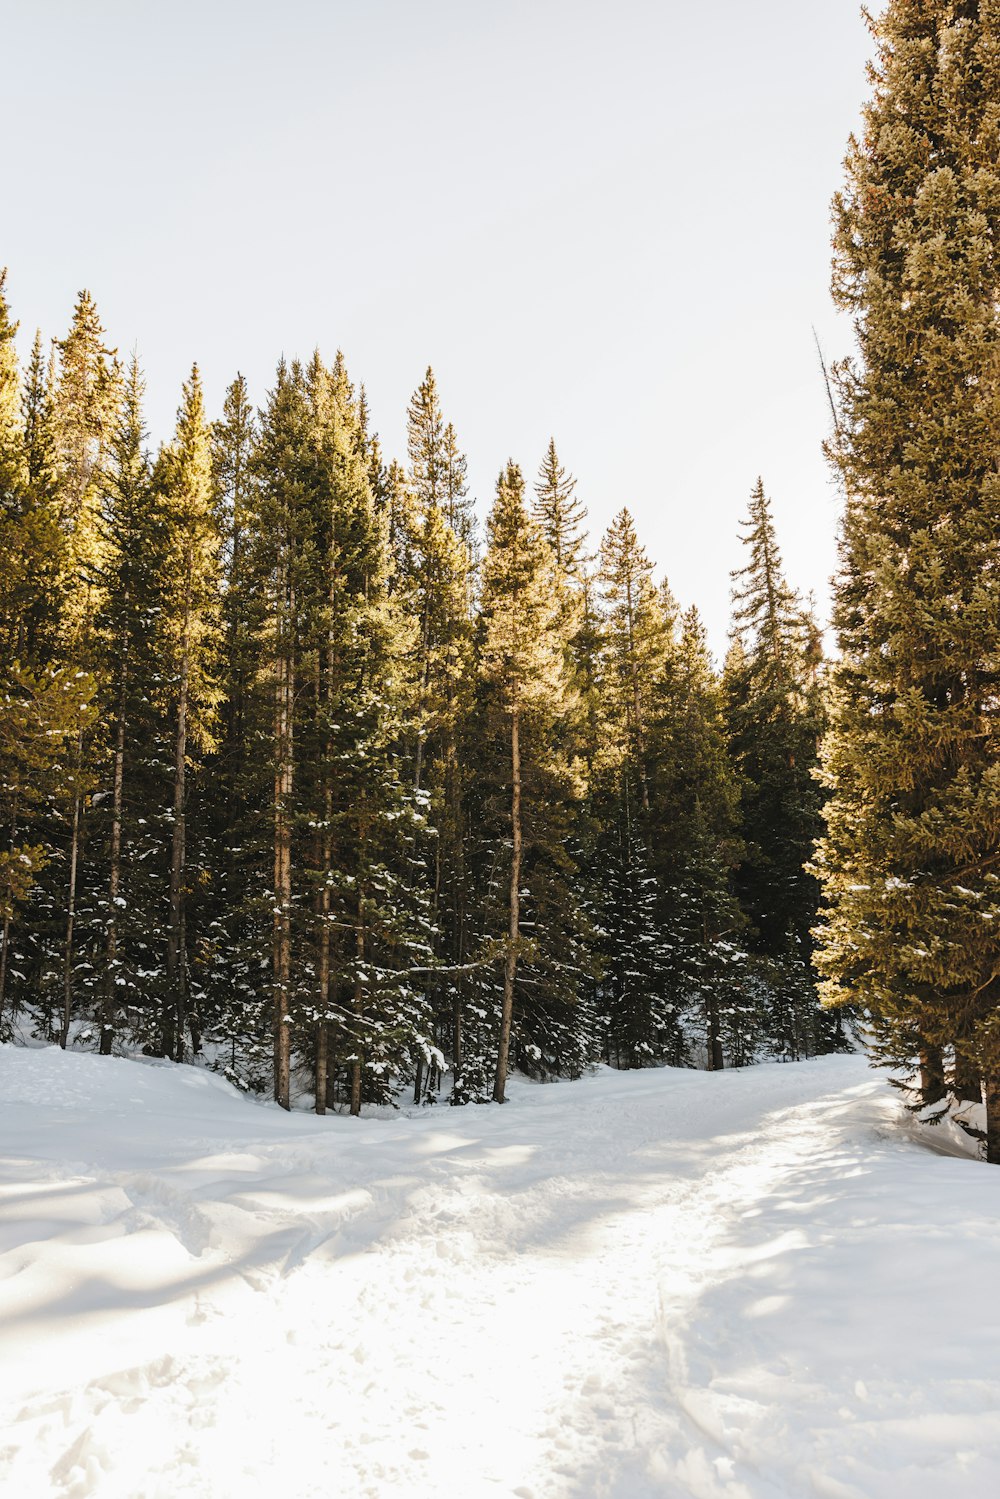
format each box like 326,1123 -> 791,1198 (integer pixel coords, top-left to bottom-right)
4,0 -> 873,656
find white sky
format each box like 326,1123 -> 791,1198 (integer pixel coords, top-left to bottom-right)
5,0 -> 872,655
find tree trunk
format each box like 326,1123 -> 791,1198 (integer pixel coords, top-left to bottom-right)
0,913 -> 10,1032
984,1075 -> 1000,1165
166,641 -> 189,1061
919,1042 -> 946,1108
707,991 -> 724,1071
99,678 -> 126,1055
0,796 -> 19,1032
452,1003 -> 462,1081
315,1021 -> 328,1116
315,581 -> 336,1116
446,712 -> 465,1086
314,858 -> 329,1113
493,704 -> 521,1104
65,732 -> 84,1051
349,907 -> 364,1117
273,642 -> 293,1111
314,777 -> 331,1117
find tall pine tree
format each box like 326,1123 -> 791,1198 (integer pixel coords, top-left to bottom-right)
814,0 -> 1000,1154
724,479 -> 830,1060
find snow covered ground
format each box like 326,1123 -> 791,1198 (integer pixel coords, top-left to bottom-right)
1,1046 -> 998,1499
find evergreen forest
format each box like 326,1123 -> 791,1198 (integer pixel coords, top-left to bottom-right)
3,0 -> 1000,1170
0,278 -> 840,1114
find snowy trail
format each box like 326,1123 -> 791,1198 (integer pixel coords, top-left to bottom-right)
2,1049 -> 998,1498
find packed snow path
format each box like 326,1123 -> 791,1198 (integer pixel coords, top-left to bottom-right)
2,1049 -> 998,1498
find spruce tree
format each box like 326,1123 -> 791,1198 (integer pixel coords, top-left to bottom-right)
532,439 -> 587,580
305,354 -> 434,1115
477,461 -> 589,1101
599,509 -> 672,815
244,359 -> 314,1105
154,366 -> 222,1060
202,374 -> 261,1077
92,357 -> 163,1053
724,479 -> 830,1059
245,356 -> 434,1111
0,272 -> 94,1036
46,291 -> 119,1045
650,608 -> 746,1068
814,0 -> 1000,1153
52,290 -> 118,636
590,513 -> 680,1066
401,368 -> 475,1097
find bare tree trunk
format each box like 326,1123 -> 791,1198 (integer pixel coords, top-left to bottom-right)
273,641 -> 294,1111
705,909 -> 724,1070
493,704 -> 521,1104
445,710 -> 465,1086
0,913 -> 10,1031
166,641 -> 189,1061
315,781 -> 331,1116
0,796 -> 19,1032
315,597 -> 337,1115
452,1003 -> 462,1081
66,731 -> 84,1051
99,678 -> 127,1054
706,993 -> 724,1071
919,1043 -> 946,1108
349,906 -> 364,1117
315,1022 -> 328,1116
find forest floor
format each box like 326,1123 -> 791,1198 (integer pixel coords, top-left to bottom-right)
1,1044 -> 997,1499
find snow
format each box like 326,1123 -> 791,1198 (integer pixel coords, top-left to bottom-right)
1,1046 -> 998,1498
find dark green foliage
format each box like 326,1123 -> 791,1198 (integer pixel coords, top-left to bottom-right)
0,265 -> 852,1105
814,0 -> 1000,1147
722,479 -> 835,1059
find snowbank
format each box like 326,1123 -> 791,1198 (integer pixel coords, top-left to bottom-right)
1,1045 -> 997,1497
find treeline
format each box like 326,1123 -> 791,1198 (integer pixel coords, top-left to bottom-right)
0,271 -> 842,1110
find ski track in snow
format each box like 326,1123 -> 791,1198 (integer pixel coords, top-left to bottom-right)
1,1048 -> 998,1498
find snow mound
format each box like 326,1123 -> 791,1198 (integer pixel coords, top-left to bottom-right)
1,1045 -> 997,1498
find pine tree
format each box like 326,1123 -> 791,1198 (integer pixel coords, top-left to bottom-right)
477,461 -> 589,1101
650,608 -> 746,1069
599,509 -> 672,816
532,439 -> 587,580
17,332 -> 64,658
91,356 -> 163,1053
589,513 -> 677,1065
201,373 -> 261,1077
0,272 -> 94,1036
0,273 -> 33,655
724,479 -> 830,1059
244,356 -> 434,1112
52,290 -> 119,635
442,421 -> 474,546
813,0 -> 1000,1154
401,368 -> 475,1096
242,360 -> 315,1104
154,366 -> 222,1060
46,291 -> 119,1046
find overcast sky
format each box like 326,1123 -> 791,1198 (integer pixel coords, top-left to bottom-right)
5,0 -> 873,654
